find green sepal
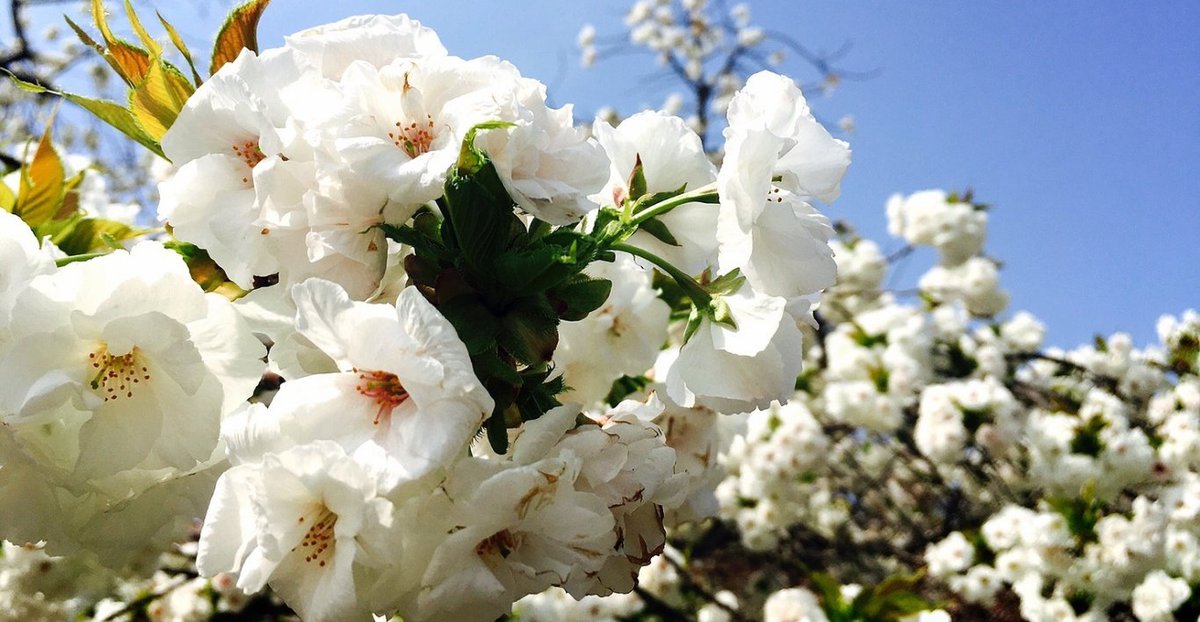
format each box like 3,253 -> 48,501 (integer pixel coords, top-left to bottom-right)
636,216 -> 680,247
626,154 -> 647,202
456,121 -> 517,175
706,267 -> 745,296
709,296 -> 738,331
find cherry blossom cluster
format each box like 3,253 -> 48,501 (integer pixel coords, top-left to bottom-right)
0,8 -> 854,621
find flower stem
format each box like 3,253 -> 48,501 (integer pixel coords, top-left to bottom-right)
610,242 -> 711,307
628,183 -> 719,227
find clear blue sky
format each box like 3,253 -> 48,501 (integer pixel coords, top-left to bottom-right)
13,1 -> 1200,349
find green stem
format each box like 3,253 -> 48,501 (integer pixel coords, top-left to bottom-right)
610,242 -> 711,307
628,183 -> 719,227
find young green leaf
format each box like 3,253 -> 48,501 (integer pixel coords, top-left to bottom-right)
129,60 -> 195,140
89,0 -> 152,85
209,0 -> 272,76
122,0 -> 162,57
157,11 -> 203,86
14,126 -> 65,228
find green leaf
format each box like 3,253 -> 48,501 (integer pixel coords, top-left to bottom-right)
129,59 -> 195,140
605,375 -> 651,406
636,216 -> 680,247
437,297 -> 501,355
163,240 -> 246,298
210,0 -> 271,76
495,245 -> 575,294
14,126 -> 65,228
552,276 -> 612,322
443,155 -> 522,276
55,171 -> 87,221
809,573 -> 845,613
485,403 -> 510,455
590,206 -> 623,239
498,296 -> 559,366
2,74 -> 165,158
378,222 -> 447,263
473,348 -> 523,387
514,373 -> 563,422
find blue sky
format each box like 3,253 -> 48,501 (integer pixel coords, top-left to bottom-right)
12,1 -> 1200,348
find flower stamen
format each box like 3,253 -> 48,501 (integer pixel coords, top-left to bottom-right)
294,506 -> 337,568
354,370 -> 410,425
88,345 -> 149,402
386,114 -> 436,158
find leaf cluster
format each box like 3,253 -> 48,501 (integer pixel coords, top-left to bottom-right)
3,125 -> 146,256
384,126 -> 615,454
811,571 -> 935,622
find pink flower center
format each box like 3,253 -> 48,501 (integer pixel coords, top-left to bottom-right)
387,115 -> 436,158
354,370 -> 410,425
231,140 -> 266,183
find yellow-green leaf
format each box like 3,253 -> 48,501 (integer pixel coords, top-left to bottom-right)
55,171 -> 87,221
0,181 -> 14,213
209,0 -> 271,76
122,0 -> 162,57
2,72 -> 165,158
90,0 -> 152,85
66,93 -> 165,157
157,11 -> 203,86
52,218 -> 150,255
65,16 -> 124,79
15,126 -> 65,228
129,60 -> 195,141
